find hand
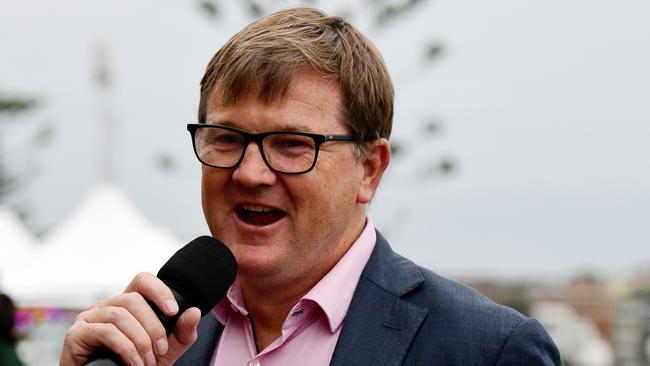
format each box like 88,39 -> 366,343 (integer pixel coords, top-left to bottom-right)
60,272 -> 201,366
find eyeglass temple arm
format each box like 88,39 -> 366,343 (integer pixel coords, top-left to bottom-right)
324,134 -> 356,142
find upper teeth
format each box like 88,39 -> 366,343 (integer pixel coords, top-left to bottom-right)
242,205 -> 273,213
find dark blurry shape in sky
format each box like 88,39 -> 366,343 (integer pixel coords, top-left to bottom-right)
199,0 -> 220,20
376,0 -> 427,26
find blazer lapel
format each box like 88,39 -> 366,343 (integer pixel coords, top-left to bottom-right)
330,232 -> 428,366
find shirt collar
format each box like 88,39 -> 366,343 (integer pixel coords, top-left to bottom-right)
213,277 -> 248,323
302,217 -> 376,332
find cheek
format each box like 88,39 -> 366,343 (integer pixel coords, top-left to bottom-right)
297,167 -> 359,218
202,167 -> 226,192
201,171 -> 228,219
200,172 -> 212,211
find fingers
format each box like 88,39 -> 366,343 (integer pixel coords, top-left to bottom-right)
77,305 -> 161,365
59,272 -> 200,366
91,292 -> 169,360
60,273 -> 176,366
61,319 -> 146,366
125,272 -> 179,316
172,307 -> 201,346
157,307 -> 201,365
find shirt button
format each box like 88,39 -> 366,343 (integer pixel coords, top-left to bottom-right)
249,360 -> 260,366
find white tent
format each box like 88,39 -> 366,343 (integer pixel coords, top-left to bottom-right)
0,205 -> 36,291
4,185 -> 183,308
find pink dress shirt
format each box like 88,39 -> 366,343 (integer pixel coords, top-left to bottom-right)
210,218 -> 377,366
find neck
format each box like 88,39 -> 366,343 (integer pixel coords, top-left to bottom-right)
238,215 -> 367,350
238,259 -> 333,350
240,281 -> 307,350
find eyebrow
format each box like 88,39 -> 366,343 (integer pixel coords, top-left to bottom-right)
205,120 -> 316,133
206,120 -> 236,128
275,124 -> 314,133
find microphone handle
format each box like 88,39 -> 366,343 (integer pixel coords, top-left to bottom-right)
85,288 -> 189,365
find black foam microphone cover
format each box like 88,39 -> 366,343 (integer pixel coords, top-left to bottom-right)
155,235 -> 237,330
86,236 -> 237,365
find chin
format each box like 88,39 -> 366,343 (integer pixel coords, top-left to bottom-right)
237,257 -> 286,279
228,243 -> 284,273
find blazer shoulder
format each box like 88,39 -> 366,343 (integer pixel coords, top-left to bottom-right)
403,265 -> 561,365
368,231 -> 527,330
412,265 -> 525,325
398,263 -> 527,343
363,232 -> 561,365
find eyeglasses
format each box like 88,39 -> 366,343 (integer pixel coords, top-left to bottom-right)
187,123 -> 357,174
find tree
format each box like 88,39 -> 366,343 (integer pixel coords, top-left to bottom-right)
0,93 -> 50,223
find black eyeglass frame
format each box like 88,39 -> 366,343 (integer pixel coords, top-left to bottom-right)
187,123 -> 358,174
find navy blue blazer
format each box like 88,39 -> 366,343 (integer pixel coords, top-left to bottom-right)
175,232 -> 561,365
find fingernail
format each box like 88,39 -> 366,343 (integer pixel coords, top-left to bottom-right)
144,351 -> 156,366
131,355 -> 145,366
156,337 -> 168,355
164,299 -> 178,314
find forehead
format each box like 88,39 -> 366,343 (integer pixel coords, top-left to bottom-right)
205,70 -> 345,132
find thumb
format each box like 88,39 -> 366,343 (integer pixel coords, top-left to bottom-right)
156,307 -> 202,365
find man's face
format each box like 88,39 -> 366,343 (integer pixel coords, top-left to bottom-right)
201,70 -> 375,285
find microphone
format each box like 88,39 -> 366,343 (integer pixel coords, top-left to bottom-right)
86,236 -> 237,365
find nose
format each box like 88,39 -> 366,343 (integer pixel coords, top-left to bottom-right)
232,142 -> 277,187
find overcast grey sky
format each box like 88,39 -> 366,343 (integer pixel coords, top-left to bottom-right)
1,0 -> 649,280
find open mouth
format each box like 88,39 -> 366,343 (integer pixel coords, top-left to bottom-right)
236,205 -> 286,226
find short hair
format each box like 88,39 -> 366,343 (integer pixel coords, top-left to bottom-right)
198,7 -> 394,152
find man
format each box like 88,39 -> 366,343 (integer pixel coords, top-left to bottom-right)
61,7 -> 561,366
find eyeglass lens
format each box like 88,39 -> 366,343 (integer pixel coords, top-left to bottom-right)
194,126 -> 318,173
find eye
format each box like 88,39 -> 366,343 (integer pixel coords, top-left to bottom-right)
281,139 -> 309,148
213,133 -> 240,144
269,134 -> 314,155
201,129 -> 243,151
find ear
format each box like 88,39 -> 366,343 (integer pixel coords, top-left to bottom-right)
357,138 -> 391,204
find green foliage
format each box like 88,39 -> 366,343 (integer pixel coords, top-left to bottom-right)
0,97 -> 36,114
631,287 -> 650,304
